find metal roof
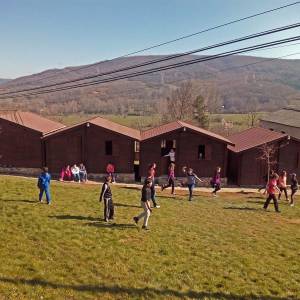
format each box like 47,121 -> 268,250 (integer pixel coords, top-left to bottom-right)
141,120 -> 234,144
228,127 -> 287,153
260,107 -> 300,128
0,111 -> 65,134
43,116 -> 141,140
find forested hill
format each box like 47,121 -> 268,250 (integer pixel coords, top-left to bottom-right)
1,55 -> 300,114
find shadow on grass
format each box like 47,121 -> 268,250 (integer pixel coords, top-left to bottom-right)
223,206 -> 259,211
247,200 -> 265,205
0,276 -> 291,300
86,222 -> 137,229
2,199 -> 38,204
114,203 -> 140,208
49,215 -> 99,221
120,186 -> 141,191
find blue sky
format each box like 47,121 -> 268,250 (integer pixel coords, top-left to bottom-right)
1,0 -> 300,78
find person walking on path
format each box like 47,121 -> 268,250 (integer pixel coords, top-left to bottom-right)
133,179 -> 153,230
290,173 -> 298,207
37,167 -> 51,205
278,170 -> 288,201
147,163 -> 160,208
183,166 -> 202,201
99,176 -> 115,222
161,163 -> 176,195
263,173 -> 280,213
211,167 -> 222,197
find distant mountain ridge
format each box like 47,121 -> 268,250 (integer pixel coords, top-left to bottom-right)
0,78 -> 11,85
1,54 -> 300,114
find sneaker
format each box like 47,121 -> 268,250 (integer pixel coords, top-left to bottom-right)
276,210 -> 281,213
133,217 -> 139,224
142,226 -> 150,230
104,218 -> 109,222
212,194 -> 217,197
155,205 -> 160,208
290,203 -> 294,207
47,202 -> 51,205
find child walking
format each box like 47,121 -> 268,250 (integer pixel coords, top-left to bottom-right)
211,167 -> 222,197
99,176 -> 114,222
161,163 -> 176,195
278,170 -> 288,201
290,173 -> 298,207
263,173 -> 280,213
133,179 -> 153,230
147,163 -> 160,208
183,166 -> 202,201
37,167 -> 51,205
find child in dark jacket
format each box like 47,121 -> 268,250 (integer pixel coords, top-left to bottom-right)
290,173 -> 298,207
133,179 -> 153,230
99,176 -> 114,222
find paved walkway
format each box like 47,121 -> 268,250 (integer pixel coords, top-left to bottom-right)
1,174 -> 260,194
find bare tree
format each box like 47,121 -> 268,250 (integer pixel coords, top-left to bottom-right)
257,143 -> 278,182
247,100 -> 259,127
166,81 -> 195,121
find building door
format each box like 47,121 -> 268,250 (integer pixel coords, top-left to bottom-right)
161,139 -> 176,175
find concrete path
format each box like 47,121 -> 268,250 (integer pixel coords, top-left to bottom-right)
0,174 -> 260,194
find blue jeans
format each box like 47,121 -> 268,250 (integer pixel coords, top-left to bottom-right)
188,184 -> 195,201
39,188 -> 51,204
73,173 -> 80,182
79,171 -> 87,181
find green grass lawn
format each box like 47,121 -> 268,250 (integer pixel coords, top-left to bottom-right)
0,176 -> 299,300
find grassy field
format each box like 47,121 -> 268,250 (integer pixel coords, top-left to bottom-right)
0,176 -> 299,300
49,114 -> 162,129
48,113 -> 264,133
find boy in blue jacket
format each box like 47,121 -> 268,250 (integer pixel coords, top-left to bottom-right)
38,167 -> 51,205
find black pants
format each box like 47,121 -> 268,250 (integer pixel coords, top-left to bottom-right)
263,194 -> 279,212
291,189 -> 297,204
150,183 -> 157,207
278,187 -> 288,200
212,183 -> 221,194
162,177 -> 175,194
104,198 -> 114,221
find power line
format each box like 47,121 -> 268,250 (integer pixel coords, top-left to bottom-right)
7,1 -> 300,86
2,22 -> 300,96
3,35 -> 299,99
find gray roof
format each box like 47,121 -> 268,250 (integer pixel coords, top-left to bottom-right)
260,107 -> 300,128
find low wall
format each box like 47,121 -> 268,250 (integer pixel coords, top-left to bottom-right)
0,167 -> 41,177
141,176 -> 228,187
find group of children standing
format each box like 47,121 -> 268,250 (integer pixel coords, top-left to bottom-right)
263,170 -> 298,212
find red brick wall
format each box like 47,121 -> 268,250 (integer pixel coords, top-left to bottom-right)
44,123 -> 136,174
0,119 -> 43,168
140,128 -> 228,178
278,139 -> 300,178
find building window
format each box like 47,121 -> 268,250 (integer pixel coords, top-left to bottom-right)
198,145 -> 206,160
161,139 -> 176,156
105,141 -> 113,155
134,141 -> 140,152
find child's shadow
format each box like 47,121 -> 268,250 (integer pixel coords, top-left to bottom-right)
86,222 -> 137,229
